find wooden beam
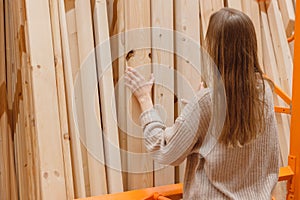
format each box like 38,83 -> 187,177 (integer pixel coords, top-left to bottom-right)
266,0 -> 293,96
260,2 -> 290,165
24,0 -> 68,198
109,0 -> 128,191
49,0 -> 74,198
74,0 -> 107,195
175,0 -> 201,183
0,1 -> 11,199
58,0 -> 86,197
125,0 -> 153,190
200,0 -> 224,41
277,0 -> 295,37
242,0 -> 263,68
227,0 -> 242,10
151,0 -> 175,186
92,0 -> 123,193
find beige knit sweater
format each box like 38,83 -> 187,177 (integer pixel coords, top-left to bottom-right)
140,83 -> 279,200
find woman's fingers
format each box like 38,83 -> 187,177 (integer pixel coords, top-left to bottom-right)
127,67 -> 144,80
126,70 -> 140,82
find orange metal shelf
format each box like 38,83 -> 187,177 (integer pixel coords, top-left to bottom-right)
76,184 -> 182,200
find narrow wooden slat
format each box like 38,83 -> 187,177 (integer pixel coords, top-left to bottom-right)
200,0 -> 224,42
92,0 -> 123,193
74,0 -> 108,195
58,0 -> 87,197
175,0 -> 201,183
108,0 -> 128,191
0,1 -> 11,198
266,0 -> 293,96
65,7 -> 93,196
227,0 -> 242,10
260,2 -> 290,165
151,0 -> 175,186
125,0 -> 153,190
277,0 -> 295,36
24,0 -> 68,198
242,0 -> 263,67
265,1 -> 292,166
49,0 -> 75,198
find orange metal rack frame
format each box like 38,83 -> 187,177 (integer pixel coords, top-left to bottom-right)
77,2 -> 300,199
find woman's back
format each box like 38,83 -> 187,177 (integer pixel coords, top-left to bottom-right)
183,82 -> 279,200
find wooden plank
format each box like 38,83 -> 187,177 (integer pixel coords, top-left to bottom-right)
23,18 -> 41,199
124,0 -> 153,190
65,8 -> 92,197
277,0 -> 295,36
200,0 -> 224,42
74,0 -> 107,195
109,0 -> 128,191
151,0 -> 175,186
242,0 -> 263,68
227,0 -> 242,10
260,2 -> 290,165
49,0 -> 74,198
266,0 -> 293,96
92,0 -> 123,193
0,1 -> 11,198
58,0 -> 86,197
24,0 -> 68,198
175,0 -> 201,183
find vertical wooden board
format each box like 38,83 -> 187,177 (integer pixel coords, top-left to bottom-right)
58,0 -> 86,197
66,8 -> 91,197
266,0 -> 293,96
24,0 -> 69,199
242,0 -> 263,67
0,1 -> 10,198
21,51 -> 37,200
125,0 -> 153,190
227,0 -> 242,10
260,2 -> 289,165
24,19 -> 42,199
49,0 -> 75,198
74,0 -> 108,196
151,0 -> 175,186
200,0 -> 224,42
277,0 -> 295,36
110,0 -> 128,191
175,0 -> 201,183
92,0 -> 123,193
66,4 -> 91,198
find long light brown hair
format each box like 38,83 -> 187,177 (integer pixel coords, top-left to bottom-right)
205,8 -> 266,147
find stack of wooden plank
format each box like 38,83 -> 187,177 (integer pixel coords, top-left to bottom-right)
0,0 -> 295,199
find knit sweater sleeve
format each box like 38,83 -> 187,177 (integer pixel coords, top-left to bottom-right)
140,89 -> 211,166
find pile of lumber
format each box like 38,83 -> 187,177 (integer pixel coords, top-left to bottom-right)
0,0 -> 295,199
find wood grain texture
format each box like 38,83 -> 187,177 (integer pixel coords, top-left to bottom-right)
24,0 -> 68,198
49,0 -> 75,198
277,0 -> 295,36
241,0 -> 263,67
260,1 -> 290,166
175,0 -> 201,183
58,0 -> 86,197
151,0 -> 175,186
92,0 -> 123,193
125,0 -> 153,190
74,0 -> 107,195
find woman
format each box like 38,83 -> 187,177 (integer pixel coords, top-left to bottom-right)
125,8 -> 279,199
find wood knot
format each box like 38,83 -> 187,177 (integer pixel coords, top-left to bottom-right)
126,50 -> 135,61
43,172 -> 49,179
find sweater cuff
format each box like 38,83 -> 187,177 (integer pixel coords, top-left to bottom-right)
140,108 -> 163,128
